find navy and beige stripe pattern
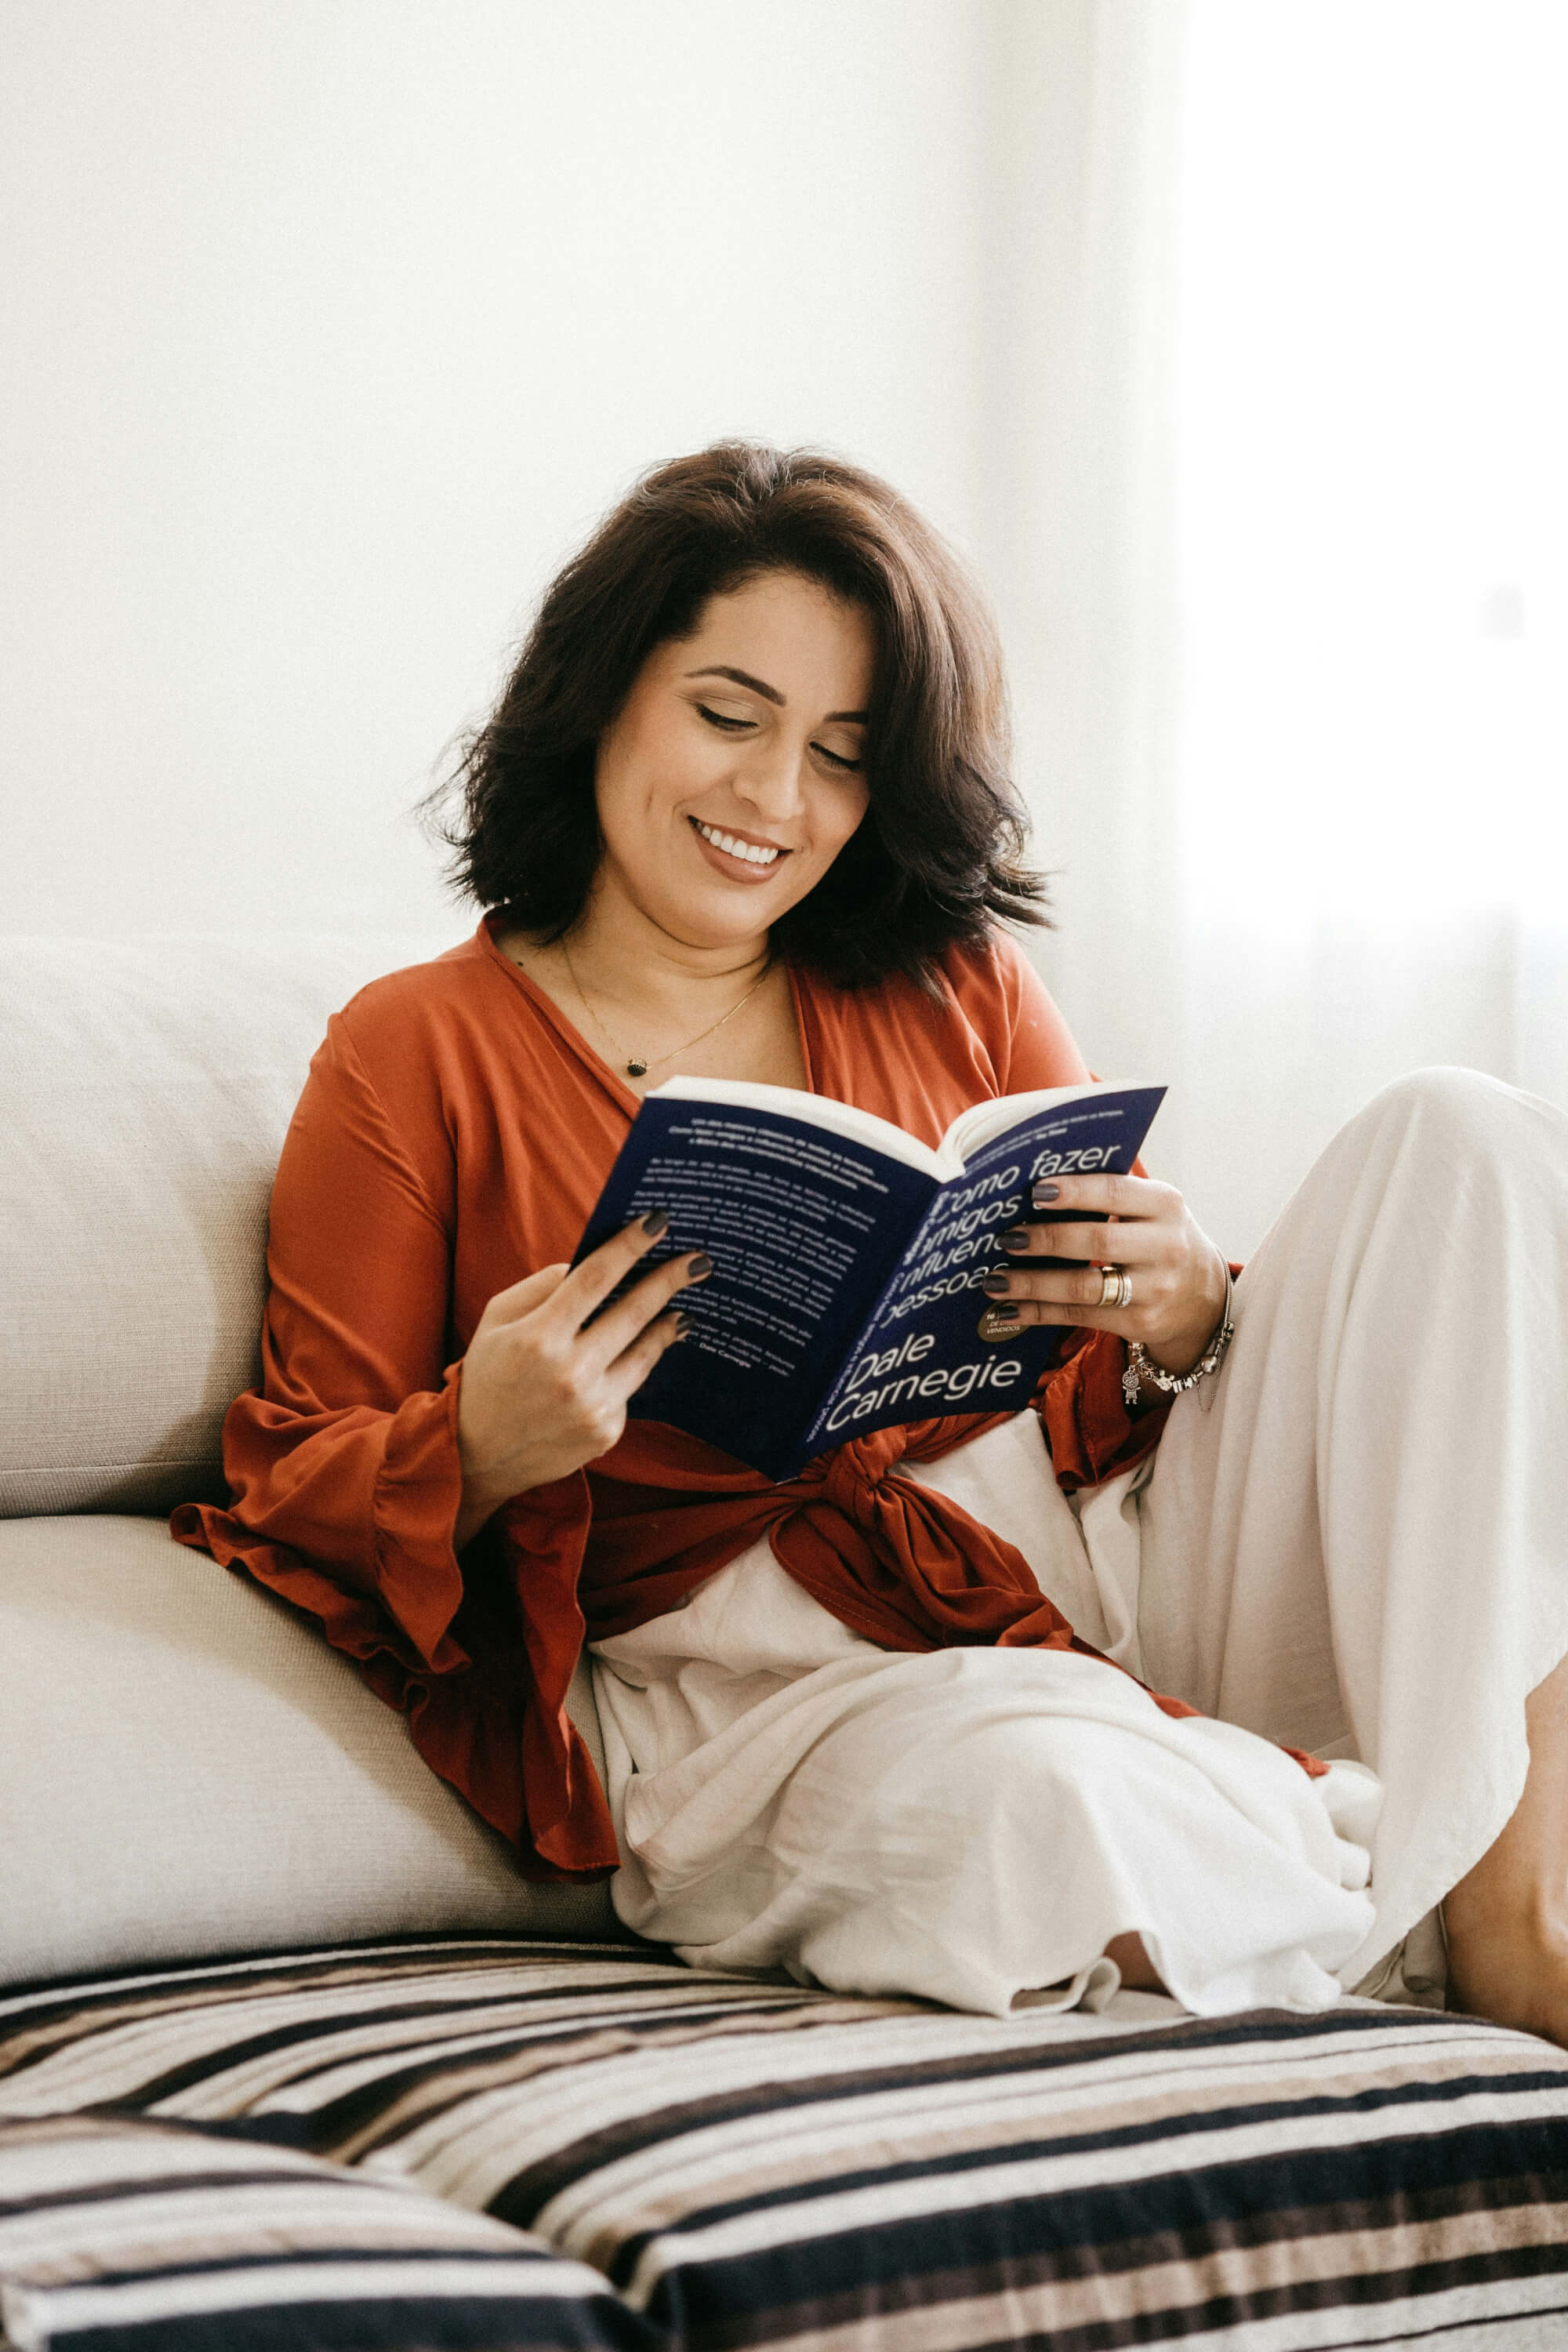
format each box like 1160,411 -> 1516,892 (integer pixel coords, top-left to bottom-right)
5,1936 -> 1568,2348
0,2109 -> 658,2350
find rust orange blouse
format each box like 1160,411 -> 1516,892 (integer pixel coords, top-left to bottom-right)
172,917 -> 1171,1877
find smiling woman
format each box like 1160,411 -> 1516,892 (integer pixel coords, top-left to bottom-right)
176,439 -> 1568,2049
426,443 -> 1044,998
529,572 -> 877,1091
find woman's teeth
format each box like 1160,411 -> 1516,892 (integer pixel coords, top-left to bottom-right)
694,819 -> 782,867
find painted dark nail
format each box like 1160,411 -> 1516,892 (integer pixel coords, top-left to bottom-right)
673,1311 -> 692,1338
641,1207 -> 670,1237
1033,1181 -> 1060,1206
685,1252 -> 714,1280
1000,1226 -> 1031,1252
983,1305 -> 1022,1328
982,1272 -> 1012,1297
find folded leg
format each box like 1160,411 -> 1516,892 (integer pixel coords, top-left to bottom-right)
1135,1066 -> 1568,1996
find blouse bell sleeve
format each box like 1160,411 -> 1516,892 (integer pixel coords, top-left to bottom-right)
170,1008 -> 609,1878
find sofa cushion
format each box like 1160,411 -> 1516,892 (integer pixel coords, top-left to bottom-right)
0,1515 -> 617,1987
6,1936 -> 1568,2350
0,2112 -> 659,2350
0,932 -> 452,1518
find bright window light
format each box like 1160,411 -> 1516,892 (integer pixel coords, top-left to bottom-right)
1174,0 -> 1568,927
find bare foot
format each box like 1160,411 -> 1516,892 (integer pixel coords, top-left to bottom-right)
1442,1893 -> 1568,2047
1435,1650 -> 1568,2049
1104,1931 -> 1166,1993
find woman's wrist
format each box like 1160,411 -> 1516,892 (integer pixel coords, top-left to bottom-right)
1142,1250 -> 1231,1379
1122,1261 -> 1236,1411
454,1475 -> 511,1553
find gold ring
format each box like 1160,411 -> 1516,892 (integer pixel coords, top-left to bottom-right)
1099,1264 -> 1132,1310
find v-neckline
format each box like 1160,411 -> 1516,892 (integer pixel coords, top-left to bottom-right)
476,914 -> 820,1115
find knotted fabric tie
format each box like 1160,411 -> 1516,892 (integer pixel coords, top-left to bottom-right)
583,1414 -> 1208,1719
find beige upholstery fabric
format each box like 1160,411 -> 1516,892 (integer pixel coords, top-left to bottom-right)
0,934 -> 452,1516
0,1515 -> 619,1986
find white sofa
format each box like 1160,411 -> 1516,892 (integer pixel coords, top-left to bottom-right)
0,934 -> 615,1991
5,933 -> 1568,2352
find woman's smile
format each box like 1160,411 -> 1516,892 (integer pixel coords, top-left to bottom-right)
687,813 -> 790,880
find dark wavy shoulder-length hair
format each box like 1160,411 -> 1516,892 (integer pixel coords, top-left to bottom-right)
423,441 -> 1048,988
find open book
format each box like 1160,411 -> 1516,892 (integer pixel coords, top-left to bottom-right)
574,1076 -> 1166,1482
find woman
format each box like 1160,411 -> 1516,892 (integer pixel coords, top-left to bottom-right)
174,443 -> 1568,2038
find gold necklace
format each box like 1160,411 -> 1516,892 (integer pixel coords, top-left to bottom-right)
562,938 -> 773,1080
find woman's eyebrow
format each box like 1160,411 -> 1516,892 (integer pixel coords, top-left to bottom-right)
684,665 -> 867,724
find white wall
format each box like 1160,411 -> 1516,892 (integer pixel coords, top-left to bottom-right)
0,0 -> 995,936
1167,0 -> 1568,1250
19,5 -> 1554,1258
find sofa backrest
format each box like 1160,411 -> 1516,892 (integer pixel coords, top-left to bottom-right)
0,934 -> 455,1518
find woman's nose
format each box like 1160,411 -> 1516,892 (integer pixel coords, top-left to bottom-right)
734,739 -> 808,820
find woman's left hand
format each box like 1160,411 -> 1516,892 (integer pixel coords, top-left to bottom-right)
983,1173 -> 1229,1379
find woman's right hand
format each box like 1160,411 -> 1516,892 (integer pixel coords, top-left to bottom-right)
453,1211 -> 709,1548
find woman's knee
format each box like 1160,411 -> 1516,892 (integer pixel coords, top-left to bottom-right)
1352,1064 -> 1539,1160
1370,1063 -> 1511,1121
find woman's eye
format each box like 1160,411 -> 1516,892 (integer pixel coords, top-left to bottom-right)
696,703 -> 861,771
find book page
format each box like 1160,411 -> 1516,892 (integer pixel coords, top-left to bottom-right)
651,1073 -> 943,1175
942,1078 -> 1161,1169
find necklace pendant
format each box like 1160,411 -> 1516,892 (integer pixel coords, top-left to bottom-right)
626,1058 -> 648,1079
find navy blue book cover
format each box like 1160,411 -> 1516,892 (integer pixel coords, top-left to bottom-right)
574,1078 -> 1165,1482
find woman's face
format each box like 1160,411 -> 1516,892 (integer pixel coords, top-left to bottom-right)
590,570 -> 875,953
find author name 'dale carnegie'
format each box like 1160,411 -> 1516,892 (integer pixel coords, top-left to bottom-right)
823,1330 -> 1025,1434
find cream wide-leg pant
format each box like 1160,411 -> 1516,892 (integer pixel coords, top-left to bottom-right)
1134,1064 -> 1568,1988
593,1069 -> 1568,2017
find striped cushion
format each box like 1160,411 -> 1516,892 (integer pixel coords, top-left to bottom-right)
5,1938 -> 1568,2349
0,2111 -> 658,2350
